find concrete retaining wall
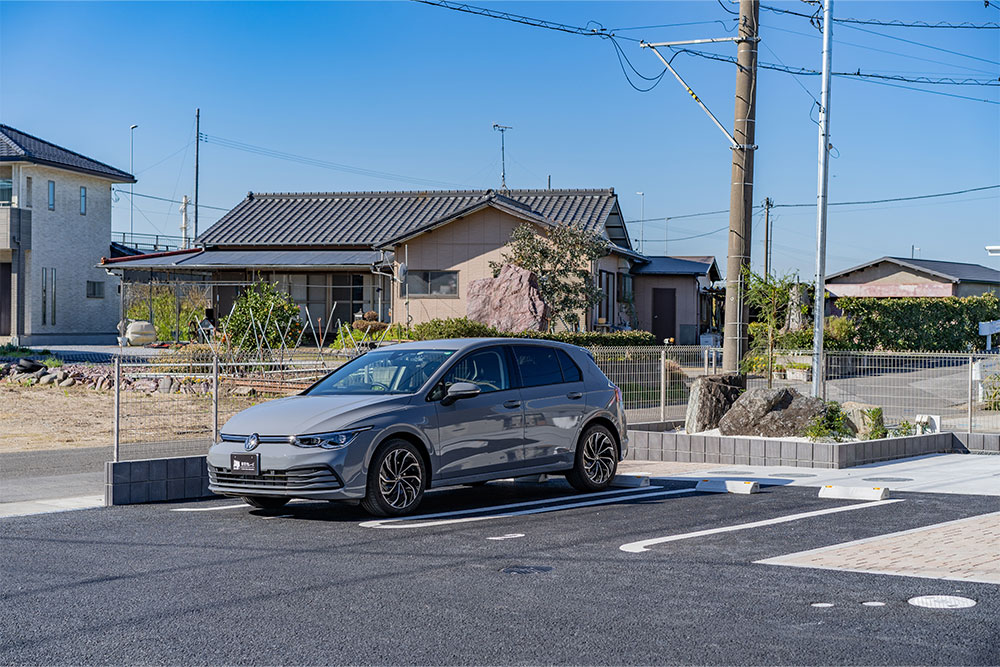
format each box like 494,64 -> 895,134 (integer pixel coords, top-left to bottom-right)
105,456 -> 213,505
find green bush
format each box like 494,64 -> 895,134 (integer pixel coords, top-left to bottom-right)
410,317 -> 658,346
805,401 -> 853,442
222,282 -> 303,351
126,285 -> 209,342
836,293 -> 1000,351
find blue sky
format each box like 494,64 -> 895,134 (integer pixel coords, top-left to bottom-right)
1,1 -> 997,277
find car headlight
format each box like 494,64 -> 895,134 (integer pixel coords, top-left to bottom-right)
289,427 -> 372,450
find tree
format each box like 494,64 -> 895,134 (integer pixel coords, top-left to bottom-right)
742,267 -> 796,387
490,222 -> 607,330
223,281 -> 303,352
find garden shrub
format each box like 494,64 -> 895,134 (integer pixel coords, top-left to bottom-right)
222,282 -> 303,351
410,317 -> 657,346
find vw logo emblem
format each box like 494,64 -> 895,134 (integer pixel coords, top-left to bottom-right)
244,433 -> 260,451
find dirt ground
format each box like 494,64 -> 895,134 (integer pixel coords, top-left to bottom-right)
0,385 -> 267,453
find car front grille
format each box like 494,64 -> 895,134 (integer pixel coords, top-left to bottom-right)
209,465 -> 342,491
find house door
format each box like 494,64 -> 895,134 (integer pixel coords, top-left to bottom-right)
651,288 -> 676,344
0,263 -> 10,336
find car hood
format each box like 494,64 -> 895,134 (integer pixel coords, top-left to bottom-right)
221,393 -> 407,436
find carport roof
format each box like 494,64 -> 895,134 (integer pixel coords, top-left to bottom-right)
99,248 -> 383,271
631,256 -> 721,281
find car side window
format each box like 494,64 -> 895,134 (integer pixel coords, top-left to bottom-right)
513,346 -> 563,387
435,348 -> 511,399
556,349 -> 583,382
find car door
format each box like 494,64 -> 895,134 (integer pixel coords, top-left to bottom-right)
432,346 -> 526,480
512,345 -> 587,468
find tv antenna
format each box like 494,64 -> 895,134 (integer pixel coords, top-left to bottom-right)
492,123 -> 512,190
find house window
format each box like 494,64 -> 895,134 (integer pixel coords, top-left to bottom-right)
80,187 -> 87,215
406,271 -> 458,297
0,167 -> 11,205
597,270 -> 614,324
48,181 -> 55,210
41,268 -> 56,325
617,273 -> 633,302
86,280 -> 105,299
25,177 -> 32,208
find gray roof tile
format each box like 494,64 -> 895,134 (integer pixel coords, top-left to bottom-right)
0,124 -> 135,182
198,189 -> 618,247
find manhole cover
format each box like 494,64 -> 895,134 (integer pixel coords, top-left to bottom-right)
862,477 -> 913,482
769,473 -> 817,478
500,565 -> 553,575
908,595 -> 976,609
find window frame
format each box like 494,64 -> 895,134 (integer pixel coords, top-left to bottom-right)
80,186 -> 87,215
510,344 -> 569,389
25,176 -> 32,208
406,270 -> 459,298
86,280 -> 105,299
427,345 -> 514,402
47,180 -> 55,210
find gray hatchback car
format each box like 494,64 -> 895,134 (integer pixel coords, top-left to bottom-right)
207,338 -> 628,516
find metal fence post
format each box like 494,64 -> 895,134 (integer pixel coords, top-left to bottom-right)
660,349 -> 667,423
968,354 -> 974,434
212,355 -> 220,444
113,357 -> 121,462
703,348 -> 709,376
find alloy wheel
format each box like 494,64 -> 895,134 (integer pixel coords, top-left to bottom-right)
582,431 -> 616,485
378,448 -> 422,510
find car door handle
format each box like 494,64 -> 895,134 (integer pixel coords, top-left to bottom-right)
503,400 -> 521,409
566,392 -> 583,400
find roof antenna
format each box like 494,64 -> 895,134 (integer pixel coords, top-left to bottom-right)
492,123 -> 512,190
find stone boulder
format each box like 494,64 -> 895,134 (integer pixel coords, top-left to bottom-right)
126,320 -> 157,346
684,374 -> 744,434
466,264 -> 549,333
18,358 -> 44,373
719,387 -> 825,438
841,401 -> 884,439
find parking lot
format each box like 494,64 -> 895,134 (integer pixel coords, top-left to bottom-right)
1,477 -> 998,665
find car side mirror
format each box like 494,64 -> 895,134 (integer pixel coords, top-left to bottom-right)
441,381 -> 481,406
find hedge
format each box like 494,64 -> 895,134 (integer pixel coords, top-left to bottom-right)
836,294 -> 999,351
410,317 -> 658,346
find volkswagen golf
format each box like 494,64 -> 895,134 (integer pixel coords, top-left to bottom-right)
207,338 -> 627,516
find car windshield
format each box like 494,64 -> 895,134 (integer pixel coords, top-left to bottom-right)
305,349 -> 455,396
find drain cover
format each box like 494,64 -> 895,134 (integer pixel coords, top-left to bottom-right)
501,565 -> 553,575
862,477 -> 913,482
769,473 -> 817,478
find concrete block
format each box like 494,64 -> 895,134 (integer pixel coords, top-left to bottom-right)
705,436 -> 720,455
148,459 -> 167,481
167,479 -> 185,500
969,433 -> 986,451
780,441 -> 796,463
148,480 -> 167,502
696,479 -> 759,494
720,437 -> 734,456
691,436 -> 706,453
765,441 -> 780,461
109,461 -> 130,485
129,481 -> 149,504
690,450 -> 705,463
201,477 -> 212,496
611,474 -> 650,488
904,436 -> 920,457
749,456 -> 764,466
705,452 -> 720,464
184,457 -> 203,478
130,461 -> 149,483
661,449 -> 677,462
986,435 -> 1000,453
814,443 -> 833,463
109,483 -> 130,505
184,477 -> 203,497
796,442 -> 812,463
750,439 -> 764,458
736,438 -> 750,458
819,485 -> 889,501
676,450 -> 690,463
631,430 -> 649,449
663,432 -> 678,451
167,458 -> 185,479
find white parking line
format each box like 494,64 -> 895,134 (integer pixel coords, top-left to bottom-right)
360,487 -> 696,529
486,533 -> 525,540
619,499 -> 903,553
171,503 -> 249,512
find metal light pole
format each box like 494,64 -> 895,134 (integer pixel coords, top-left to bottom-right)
129,124 -> 138,241
811,0 -> 833,398
636,191 -> 645,254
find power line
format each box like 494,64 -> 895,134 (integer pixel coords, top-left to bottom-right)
114,189 -> 231,211
836,22 -> 1000,66
771,184 -> 1000,208
411,0 -> 635,40
200,133 -> 470,188
759,2 -> 1000,29
609,19 -> 736,32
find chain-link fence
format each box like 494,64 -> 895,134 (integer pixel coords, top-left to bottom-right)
110,345 -> 1000,459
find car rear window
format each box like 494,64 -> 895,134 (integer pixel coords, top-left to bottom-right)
556,349 -> 582,382
513,346 -> 563,387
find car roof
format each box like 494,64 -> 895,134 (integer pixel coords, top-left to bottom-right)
375,337 -> 581,353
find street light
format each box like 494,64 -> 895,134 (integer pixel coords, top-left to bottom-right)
635,191 -> 644,254
129,124 -> 138,241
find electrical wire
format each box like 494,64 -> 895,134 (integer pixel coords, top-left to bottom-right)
114,189 -> 231,211
609,19 -> 736,32
759,3 -> 1000,29
771,184 -> 1000,208
836,22 -> 1000,66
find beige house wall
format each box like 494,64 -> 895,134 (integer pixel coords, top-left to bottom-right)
6,163 -> 122,344
830,263 -> 951,286
633,274 -> 699,344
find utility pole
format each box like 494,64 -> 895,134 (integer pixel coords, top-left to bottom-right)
763,196 -> 772,280
492,123 -> 512,190
636,191 -> 645,253
811,0 -> 834,399
179,195 -> 190,249
194,108 -> 200,243
722,0 -> 760,373
129,124 -> 138,241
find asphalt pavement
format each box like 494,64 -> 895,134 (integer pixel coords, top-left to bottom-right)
1,479 -> 998,665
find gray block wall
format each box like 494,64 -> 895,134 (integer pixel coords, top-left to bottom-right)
105,456 -> 214,505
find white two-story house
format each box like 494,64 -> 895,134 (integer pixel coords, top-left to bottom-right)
1,124 -> 135,345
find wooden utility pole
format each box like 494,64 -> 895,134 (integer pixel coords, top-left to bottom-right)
722,0 -> 759,373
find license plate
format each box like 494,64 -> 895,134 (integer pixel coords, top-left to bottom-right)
230,453 -> 259,475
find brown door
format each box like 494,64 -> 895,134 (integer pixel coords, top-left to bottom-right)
651,288 -> 676,343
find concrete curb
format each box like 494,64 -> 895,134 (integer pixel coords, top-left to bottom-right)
104,456 -> 214,506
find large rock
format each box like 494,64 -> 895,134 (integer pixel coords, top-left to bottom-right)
841,401 -> 884,439
126,320 -> 157,346
18,358 -> 44,373
719,387 -> 825,438
684,374 -> 744,434
466,264 -> 549,333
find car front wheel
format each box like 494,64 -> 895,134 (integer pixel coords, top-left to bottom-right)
566,424 -> 618,492
362,439 -> 427,517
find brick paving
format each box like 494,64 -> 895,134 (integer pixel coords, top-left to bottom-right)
757,511 -> 1000,584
